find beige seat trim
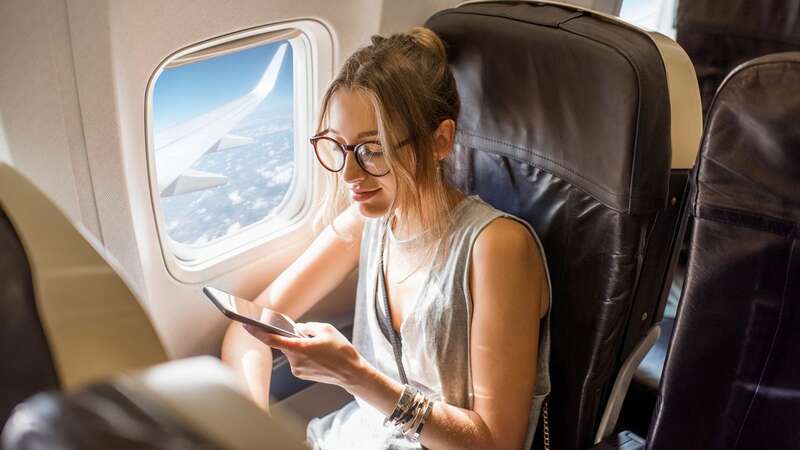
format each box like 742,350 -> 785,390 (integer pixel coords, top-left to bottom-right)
647,31 -> 703,169
116,357 -> 308,450
0,163 -> 167,389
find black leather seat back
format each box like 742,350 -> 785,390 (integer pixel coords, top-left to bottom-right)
427,3 -> 672,449
2,357 -> 309,450
2,386 -> 220,450
648,52 -> 800,450
676,0 -> 800,113
0,162 -> 166,392
0,207 -> 60,427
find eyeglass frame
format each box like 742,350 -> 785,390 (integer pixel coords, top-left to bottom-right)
309,134 -> 413,177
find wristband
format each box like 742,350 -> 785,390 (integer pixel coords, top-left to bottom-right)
399,391 -> 425,434
384,385 -> 417,429
411,397 -> 434,440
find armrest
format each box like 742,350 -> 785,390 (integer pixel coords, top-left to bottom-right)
594,325 -> 660,444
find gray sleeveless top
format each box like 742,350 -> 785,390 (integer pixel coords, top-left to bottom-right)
307,195 -> 551,449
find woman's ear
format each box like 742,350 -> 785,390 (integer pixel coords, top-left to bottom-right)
433,119 -> 456,161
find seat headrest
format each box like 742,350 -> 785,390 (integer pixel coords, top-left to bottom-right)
426,1 -> 672,214
694,52 -> 800,226
678,1 -> 800,46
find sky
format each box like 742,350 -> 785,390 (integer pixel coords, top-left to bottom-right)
152,41 -> 293,132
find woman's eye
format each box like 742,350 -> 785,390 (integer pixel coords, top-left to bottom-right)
362,143 -> 384,156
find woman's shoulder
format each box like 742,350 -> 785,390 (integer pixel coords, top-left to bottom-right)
473,216 -> 542,262
465,197 -> 551,316
452,195 -> 494,222
357,212 -> 387,249
361,214 -> 384,234
455,195 -> 524,230
458,195 -> 546,276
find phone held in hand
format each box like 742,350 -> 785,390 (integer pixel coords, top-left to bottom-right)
203,286 -> 304,338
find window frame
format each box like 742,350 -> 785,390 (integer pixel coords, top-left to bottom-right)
144,20 -> 332,283
617,0 -> 678,38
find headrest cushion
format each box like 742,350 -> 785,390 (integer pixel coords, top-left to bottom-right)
427,2 -> 672,214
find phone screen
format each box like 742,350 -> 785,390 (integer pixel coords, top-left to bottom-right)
203,286 -> 302,338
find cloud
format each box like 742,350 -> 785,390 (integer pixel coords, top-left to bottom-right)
228,190 -> 243,205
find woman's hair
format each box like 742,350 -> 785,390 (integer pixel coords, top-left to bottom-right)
315,27 -> 460,240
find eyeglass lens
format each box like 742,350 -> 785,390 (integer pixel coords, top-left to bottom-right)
314,138 -> 388,176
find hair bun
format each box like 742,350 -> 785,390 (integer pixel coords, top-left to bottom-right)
406,27 -> 446,61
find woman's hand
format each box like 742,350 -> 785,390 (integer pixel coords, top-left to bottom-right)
244,322 -> 366,389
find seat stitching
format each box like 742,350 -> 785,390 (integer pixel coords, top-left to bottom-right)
458,130 -> 647,201
695,203 -> 799,238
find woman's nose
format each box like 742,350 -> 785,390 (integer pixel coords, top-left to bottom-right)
342,151 -> 365,184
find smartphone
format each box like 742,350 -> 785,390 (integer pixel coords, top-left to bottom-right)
203,286 -> 303,338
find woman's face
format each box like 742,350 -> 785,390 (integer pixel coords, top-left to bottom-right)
326,89 -> 397,218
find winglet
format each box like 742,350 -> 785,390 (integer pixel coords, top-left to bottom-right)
161,169 -> 228,197
252,43 -> 288,99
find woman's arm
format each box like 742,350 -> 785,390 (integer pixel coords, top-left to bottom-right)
249,217 -> 546,449
253,203 -> 366,317
460,218 -> 546,449
221,204 -> 365,408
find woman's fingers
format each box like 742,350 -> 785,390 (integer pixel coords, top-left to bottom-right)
244,325 -> 303,349
295,322 -> 321,337
295,321 -> 337,337
244,321 -> 362,387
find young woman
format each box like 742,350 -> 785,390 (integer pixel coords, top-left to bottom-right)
221,27 -> 551,450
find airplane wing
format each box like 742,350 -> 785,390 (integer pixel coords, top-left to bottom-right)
155,43 -> 288,197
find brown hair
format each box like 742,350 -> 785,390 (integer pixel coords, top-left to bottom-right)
315,27 -> 461,241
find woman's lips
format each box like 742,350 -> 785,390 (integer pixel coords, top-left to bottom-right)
351,188 -> 380,201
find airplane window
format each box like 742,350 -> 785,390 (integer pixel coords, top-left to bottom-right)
619,0 -> 678,38
147,28 -> 316,271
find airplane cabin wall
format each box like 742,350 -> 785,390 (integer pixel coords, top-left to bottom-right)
0,0 -> 615,358
0,0 -> 101,241
0,122 -> 11,166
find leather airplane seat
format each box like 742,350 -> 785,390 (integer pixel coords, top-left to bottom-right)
426,2 -> 701,449
0,208 -> 59,427
640,3 -> 800,407
646,52 -> 800,450
676,0 -> 800,113
1,357 -> 308,450
0,163 -> 167,425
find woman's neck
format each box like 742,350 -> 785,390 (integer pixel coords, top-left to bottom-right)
391,187 -> 466,240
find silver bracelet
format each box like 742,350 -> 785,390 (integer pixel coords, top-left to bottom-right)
384,385 -> 418,429
395,391 -> 425,435
385,384 -> 435,438
411,397 -> 434,440
404,395 -> 429,438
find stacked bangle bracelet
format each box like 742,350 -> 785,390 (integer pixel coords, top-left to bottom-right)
384,384 -> 435,441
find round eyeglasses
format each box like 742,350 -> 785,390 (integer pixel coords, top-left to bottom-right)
310,136 -> 390,177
